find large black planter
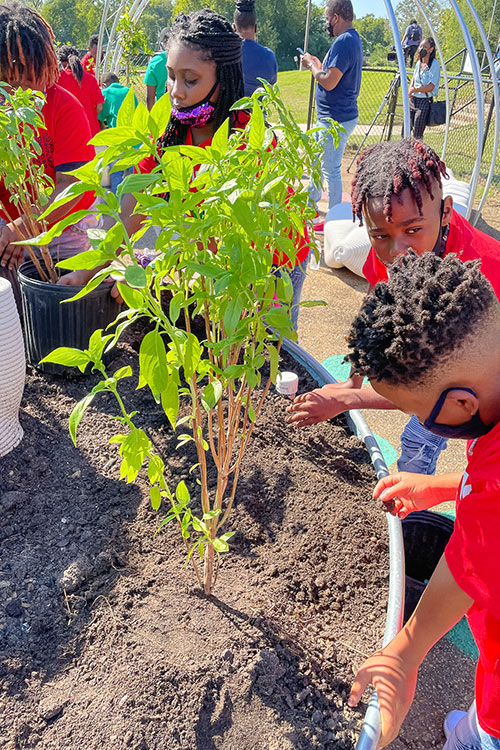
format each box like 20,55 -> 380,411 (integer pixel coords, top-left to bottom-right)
18,261 -> 121,375
402,510 -> 454,623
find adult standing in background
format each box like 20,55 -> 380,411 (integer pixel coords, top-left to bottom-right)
301,0 -> 363,226
401,18 -> 422,68
409,37 -> 440,140
57,45 -> 104,137
81,34 -> 99,77
233,0 -> 278,97
144,27 -> 168,110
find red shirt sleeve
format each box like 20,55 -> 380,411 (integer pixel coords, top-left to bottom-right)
136,154 -> 157,174
88,74 -> 104,107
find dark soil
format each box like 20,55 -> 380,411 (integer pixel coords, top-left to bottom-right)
0,324 -> 391,750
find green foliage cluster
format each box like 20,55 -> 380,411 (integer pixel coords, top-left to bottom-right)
40,84 -> 332,594
117,6 -> 152,81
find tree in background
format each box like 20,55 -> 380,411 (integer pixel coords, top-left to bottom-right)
437,0 -> 500,68
354,13 -> 392,66
395,0 -> 442,36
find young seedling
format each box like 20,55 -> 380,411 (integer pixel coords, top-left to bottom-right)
40,84 -> 336,594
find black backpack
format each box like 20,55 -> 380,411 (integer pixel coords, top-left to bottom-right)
409,24 -> 421,43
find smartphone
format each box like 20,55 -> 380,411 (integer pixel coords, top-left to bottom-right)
297,47 -> 305,55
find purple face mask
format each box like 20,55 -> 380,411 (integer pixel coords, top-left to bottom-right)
171,82 -> 218,128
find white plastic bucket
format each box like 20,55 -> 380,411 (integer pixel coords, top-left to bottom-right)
0,277 -> 26,456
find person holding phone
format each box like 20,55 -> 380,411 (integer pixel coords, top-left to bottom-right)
233,0 -> 277,96
301,0 -> 363,230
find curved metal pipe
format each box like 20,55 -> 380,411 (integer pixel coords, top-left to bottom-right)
462,0 -> 500,223
414,0 -> 451,160
448,0 -> 484,220
280,337 -> 405,750
383,0 -> 410,137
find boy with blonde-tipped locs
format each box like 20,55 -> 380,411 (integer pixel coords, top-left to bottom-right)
346,251 -> 500,749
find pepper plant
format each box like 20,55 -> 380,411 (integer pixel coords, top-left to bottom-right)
0,85 -> 57,282
39,84 -> 336,594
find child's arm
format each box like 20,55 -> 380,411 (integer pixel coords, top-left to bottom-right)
285,384 -> 396,428
374,472 -> 463,518
349,554 -> 473,748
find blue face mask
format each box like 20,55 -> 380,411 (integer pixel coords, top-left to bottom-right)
422,387 -> 493,440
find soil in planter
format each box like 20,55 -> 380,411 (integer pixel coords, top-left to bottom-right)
0,324 -> 390,750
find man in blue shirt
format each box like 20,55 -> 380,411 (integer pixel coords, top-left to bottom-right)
302,0 -> 363,222
233,0 -> 278,96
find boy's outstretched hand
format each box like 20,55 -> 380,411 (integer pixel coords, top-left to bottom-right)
285,383 -> 357,428
374,472 -> 462,519
349,646 -> 418,748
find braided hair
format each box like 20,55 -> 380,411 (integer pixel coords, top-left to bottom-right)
159,9 -> 243,150
0,1 -> 59,89
346,252 -> 496,386
57,44 -> 84,86
351,138 -> 448,224
234,0 -> 257,30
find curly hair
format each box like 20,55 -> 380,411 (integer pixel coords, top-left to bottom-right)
57,44 -> 84,86
159,9 -> 243,150
346,252 -> 496,386
351,138 -> 448,224
0,1 -> 58,89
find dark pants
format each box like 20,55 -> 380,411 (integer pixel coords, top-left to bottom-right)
410,96 -> 431,140
404,45 -> 418,67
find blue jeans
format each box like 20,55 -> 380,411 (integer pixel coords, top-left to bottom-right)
397,415 -> 448,474
110,166 -> 133,195
309,116 -> 358,210
444,704 -> 500,750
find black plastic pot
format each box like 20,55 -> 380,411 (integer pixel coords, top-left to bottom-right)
18,261 -> 121,375
401,510 -> 454,623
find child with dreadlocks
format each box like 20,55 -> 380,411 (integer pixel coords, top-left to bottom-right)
0,2 -> 97,301
286,138 -> 500,473
346,251 -> 500,749
61,9 -> 310,328
57,45 -> 104,136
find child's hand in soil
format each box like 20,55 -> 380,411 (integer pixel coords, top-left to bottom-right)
348,647 -> 418,747
286,385 -> 358,428
373,472 -> 461,519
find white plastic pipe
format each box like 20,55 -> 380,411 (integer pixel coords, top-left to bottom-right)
383,0 -> 410,136
0,278 -> 25,456
448,0 -> 484,220
462,0 -> 500,223
414,0 -> 451,160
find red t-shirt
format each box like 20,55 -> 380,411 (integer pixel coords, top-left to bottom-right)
362,210 -> 500,298
136,111 -> 310,266
0,84 -> 95,223
57,68 -> 104,136
81,52 -> 96,77
445,423 -> 500,737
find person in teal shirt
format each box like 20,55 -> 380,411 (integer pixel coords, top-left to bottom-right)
144,28 -> 168,110
99,73 -> 138,194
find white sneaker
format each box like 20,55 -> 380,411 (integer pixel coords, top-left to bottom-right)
443,710 -> 467,739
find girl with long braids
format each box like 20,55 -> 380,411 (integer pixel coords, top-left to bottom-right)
0,2 -> 98,300
408,36 -> 440,139
287,138 -> 500,472
57,45 -> 104,136
62,8 -> 310,328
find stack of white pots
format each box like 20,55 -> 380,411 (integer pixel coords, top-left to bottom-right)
0,277 -> 25,456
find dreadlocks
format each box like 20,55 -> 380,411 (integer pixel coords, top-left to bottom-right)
351,138 -> 448,224
57,44 -> 84,86
346,252 -> 496,386
234,0 -> 257,30
159,9 -> 243,149
0,1 -> 58,90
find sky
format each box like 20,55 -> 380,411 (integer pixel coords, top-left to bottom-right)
313,0 -> 389,19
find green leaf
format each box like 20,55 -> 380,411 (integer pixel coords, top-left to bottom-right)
149,92 -> 171,133
249,102 -> 265,150
90,127 -> 138,146
160,379 -> 179,429
299,299 -> 328,307
267,343 -> 279,383
117,86 -> 137,128
68,392 -> 96,445
176,481 -> 190,504
119,172 -> 158,195
132,102 -> 149,131
138,329 -> 169,397
223,294 -> 243,337
200,380 -> 223,412
40,346 -> 90,368
113,365 -> 133,380
124,264 -> 147,288
57,249 -> 111,271
248,406 -> 257,423
150,486 -> 162,511
117,282 -> 144,309
183,333 -> 202,381
148,454 -> 165,486
210,118 -> 229,155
